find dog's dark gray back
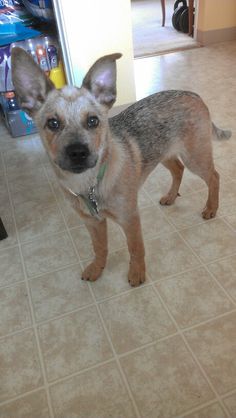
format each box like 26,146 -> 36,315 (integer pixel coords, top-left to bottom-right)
110,90 -> 202,165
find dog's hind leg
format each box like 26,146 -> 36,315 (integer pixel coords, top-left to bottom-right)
181,149 -> 219,220
201,169 -> 219,219
159,158 -> 184,205
82,218 -> 108,281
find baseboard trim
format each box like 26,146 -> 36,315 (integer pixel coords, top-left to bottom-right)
196,27 -> 236,45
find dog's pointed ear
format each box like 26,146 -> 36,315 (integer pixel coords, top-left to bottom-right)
11,47 -> 55,116
82,53 -> 122,108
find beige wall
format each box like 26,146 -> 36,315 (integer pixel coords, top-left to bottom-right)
197,0 -> 236,31
54,0 -> 136,107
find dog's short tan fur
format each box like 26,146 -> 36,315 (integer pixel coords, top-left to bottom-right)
12,48 -> 231,286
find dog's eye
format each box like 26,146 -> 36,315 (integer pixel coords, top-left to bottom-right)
46,118 -> 60,131
87,115 -> 99,129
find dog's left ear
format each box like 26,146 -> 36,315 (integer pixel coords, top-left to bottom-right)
11,47 -> 55,116
82,53 -> 122,108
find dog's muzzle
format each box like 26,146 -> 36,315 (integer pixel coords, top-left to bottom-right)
57,143 -> 97,173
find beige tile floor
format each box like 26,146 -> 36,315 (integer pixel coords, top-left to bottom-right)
1,41 -> 236,417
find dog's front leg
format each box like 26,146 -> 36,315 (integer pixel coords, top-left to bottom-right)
121,213 -> 146,287
82,218 -> 108,282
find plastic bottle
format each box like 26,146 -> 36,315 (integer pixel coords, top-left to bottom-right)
25,38 -> 38,63
49,61 -> 66,89
44,36 -> 58,69
36,42 -> 49,73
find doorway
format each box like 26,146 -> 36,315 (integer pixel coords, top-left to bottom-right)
131,0 -> 199,58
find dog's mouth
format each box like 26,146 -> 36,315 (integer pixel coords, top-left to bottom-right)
56,155 -> 98,175
62,165 -> 91,174
71,167 -> 88,173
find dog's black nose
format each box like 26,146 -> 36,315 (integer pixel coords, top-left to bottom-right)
65,143 -> 89,165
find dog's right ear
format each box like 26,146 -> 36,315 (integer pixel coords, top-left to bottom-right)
11,47 -> 55,116
82,53 -> 122,108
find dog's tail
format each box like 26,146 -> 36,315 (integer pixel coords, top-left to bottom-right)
212,123 -> 232,140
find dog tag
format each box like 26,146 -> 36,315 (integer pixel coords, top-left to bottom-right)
88,186 -> 99,216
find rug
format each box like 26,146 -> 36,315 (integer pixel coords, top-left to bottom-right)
131,0 -> 199,58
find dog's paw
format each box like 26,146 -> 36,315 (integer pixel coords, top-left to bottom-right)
202,206 -> 217,220
128,263 -> 146,287
159,192 -> 179,206
81,262 -> 104,282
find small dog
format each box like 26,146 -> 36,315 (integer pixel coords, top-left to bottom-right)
12,48 -> 231,286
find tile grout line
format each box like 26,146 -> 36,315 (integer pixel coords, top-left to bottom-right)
151,283 -> 232,418
112,304 -> 236,360
180,336 -> 231,418
0,358 -> 120,408
0,282 -> 236,411
142,182 -> 180,232
0,242 -> 20,253
202,262 -> 236,308
46,358 -> 115,388
0,301 -> 96,340
143,177 -> 236,233
4,265 -> 236,347
1,216 -> 235,414
177,307 -> 236,333
87,281 -> 142,418
138,187 -> 236,267
0,278 -> 25,291
26,260 -> 82,282
0,357 -> 120,409
117,331 -> 179,360
173,212 -> 236,418
222,387 -> 236,399
42,163 -> 84,265
174,226 -> 236,308
2,153 -> 55,418
0,387 -> 47,409
143,177 -> 206,201
176,399 -> 227,418
171,226 -> 235,417
142,182 -> 236,311
150,257 -> 236,285
147,187 -> 236,308
222,215 -> 236,233
2,287 -> 235,373
42,163 -> 99,283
